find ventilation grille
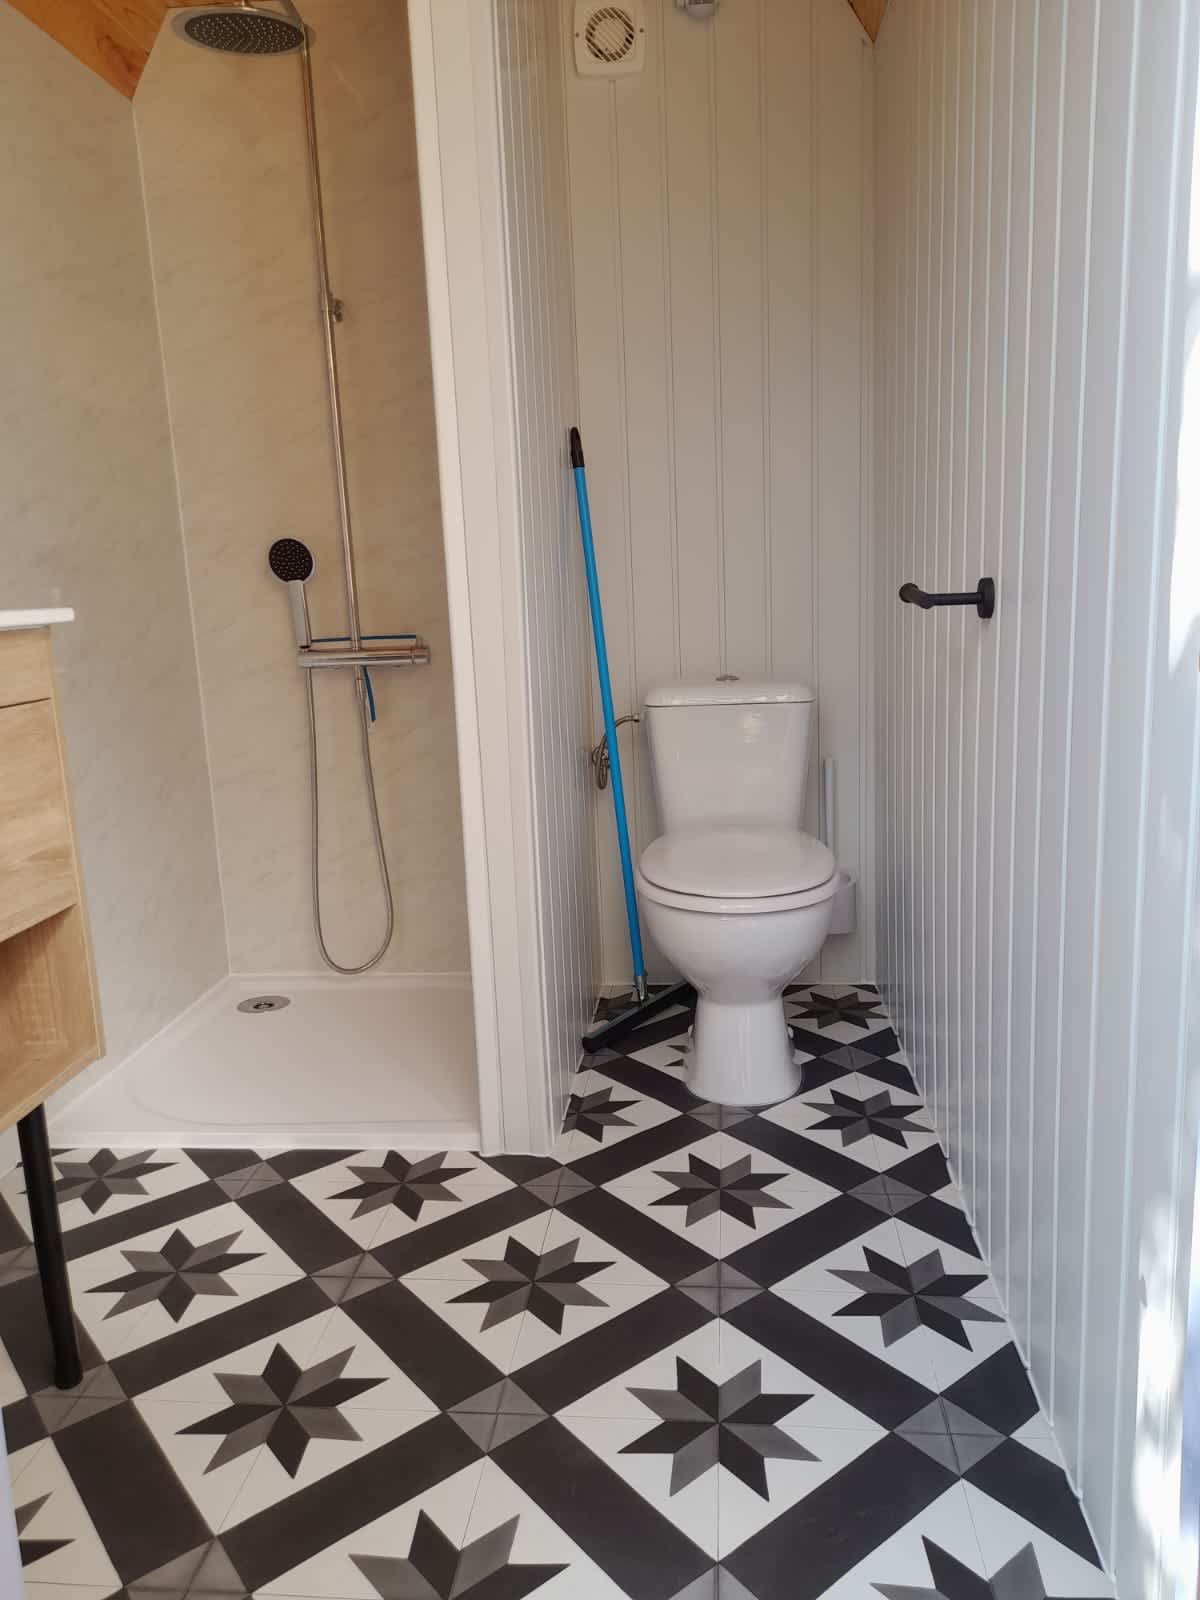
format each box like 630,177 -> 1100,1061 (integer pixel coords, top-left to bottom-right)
574,0 -> 645,77
586,7 -> 635,62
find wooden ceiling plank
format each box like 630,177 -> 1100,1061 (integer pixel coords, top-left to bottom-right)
848,0 -> 889,42
5,0 -> 148,96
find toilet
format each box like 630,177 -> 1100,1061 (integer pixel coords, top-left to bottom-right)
635,679 -> 838,1107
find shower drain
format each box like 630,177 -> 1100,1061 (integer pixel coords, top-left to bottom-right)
237,994 -> 291,1014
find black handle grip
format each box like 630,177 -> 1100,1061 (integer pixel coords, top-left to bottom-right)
899,577 -> 995,619
569,427 -> 585,468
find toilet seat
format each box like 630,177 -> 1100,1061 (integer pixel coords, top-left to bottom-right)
638,827 -> 837,916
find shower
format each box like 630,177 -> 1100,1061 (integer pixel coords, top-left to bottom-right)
176,0 -> 411,976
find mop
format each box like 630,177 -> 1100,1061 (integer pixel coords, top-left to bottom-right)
569,427 -> 694,1050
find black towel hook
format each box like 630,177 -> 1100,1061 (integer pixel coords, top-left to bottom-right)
899,578 -> 995,619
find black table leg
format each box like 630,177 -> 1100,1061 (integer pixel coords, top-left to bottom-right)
17,1106 -> 81,1391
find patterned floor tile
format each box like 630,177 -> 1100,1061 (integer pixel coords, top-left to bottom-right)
773,1483 -> 987,1600
9,1437 -> 120,1591
556,1070 -> 686,1164
962,1479 -> 1109,1584
457,1459 -> 636,1598
398,1209 -> 556,1284
769,1287 -> 944,1391
67,1202 -> 305,1359
605,1132 -> 838,1260
557,1413 -> 721,1558
255,1458 -> 486,1598
555,1321 -> 723,1421
23,1587 -> 119,1600
289,1149 -> 515,1253
0,984 -> 1113,1600
4,1149 -> 214,1235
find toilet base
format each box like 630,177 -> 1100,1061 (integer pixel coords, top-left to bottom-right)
685,992 -> 800,1107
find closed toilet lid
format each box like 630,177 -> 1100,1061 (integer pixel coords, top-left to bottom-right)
640,827 -> 836,900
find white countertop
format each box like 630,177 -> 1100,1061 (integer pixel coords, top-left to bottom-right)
0,609 -> 74,632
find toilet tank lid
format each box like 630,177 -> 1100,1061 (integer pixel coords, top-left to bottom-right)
644,678 -> 815,707
641,827 -> 836,899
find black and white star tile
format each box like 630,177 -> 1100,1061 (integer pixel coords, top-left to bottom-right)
0,986 -> 1113,1599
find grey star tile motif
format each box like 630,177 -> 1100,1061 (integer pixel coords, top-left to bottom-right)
214,1160 -> 289,1200
654,1153 -> 790,1228
851,1174 -> 927,1216
32,1364 -> 127,1434
450,1235 -> 612,1332
831,1247 -> 1004,1348
677,1262 -> 763,1316
894,1399 -> 1005,1473
448,1378 -> 547,1451
90,1229 -> 264,1320
791,988 -> 886,1030
53,1149 -> 173,1214
0,1243 -> 39,1287
690,1103 -> 755,1132
332,1151 -> 476,1221
874,1537 -> 1094,1599
520,1166 -> 594,1205
125,1538 -> 249,1597
622,1357 -> 814,1498
562,1084 -> 638,1141
16,1492 -> 72,1567
178,1343 -> 384,1475
808,1088 -> 928,1148
311,1252 -> 393,1304
352,1511 -> 565,1600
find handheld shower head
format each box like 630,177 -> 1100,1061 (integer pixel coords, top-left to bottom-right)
269,538 -> 315,647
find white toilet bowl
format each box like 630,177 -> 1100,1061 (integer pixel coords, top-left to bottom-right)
636,826 -> 838,1106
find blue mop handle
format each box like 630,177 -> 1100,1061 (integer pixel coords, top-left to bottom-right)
570,427 -> 647,996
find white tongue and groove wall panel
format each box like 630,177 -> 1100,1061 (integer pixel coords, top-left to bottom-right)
564,0 -> 875,986
874,3 -> 1200,1595
493,0 -> 601,1123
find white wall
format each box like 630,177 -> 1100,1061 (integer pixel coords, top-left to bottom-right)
494,0 -> 600,1119
0,5 -> 226,1106
135,0 -> 469,978
874,3 -> 1200,1596
565,0 -> 874,985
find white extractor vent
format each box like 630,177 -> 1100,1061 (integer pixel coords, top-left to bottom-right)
574,1 -> 646,78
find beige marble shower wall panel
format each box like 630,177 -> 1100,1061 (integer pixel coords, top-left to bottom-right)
0,4 -> 226,1102
135,0 -> 468,976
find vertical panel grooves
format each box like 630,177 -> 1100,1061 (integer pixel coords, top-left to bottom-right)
759,0 -> 772,667
1107,0 -> 1190,1544
1021,0 -> 1070,1350
1002,0 -> 1040,1293
567,0 -> 869,985
875,1 -> 1199,1582
708,23 -> 726,674
494,0 -> 598,1128
1047,2 -> 1101,1419
1072,0 -> 1142,1477
656,12 -> 682,680
808,4 -> 822,733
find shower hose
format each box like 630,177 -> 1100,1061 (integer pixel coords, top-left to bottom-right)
306,669 -> 394,974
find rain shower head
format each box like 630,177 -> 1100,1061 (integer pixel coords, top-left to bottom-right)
171,4 -> 308,56
269,538 -> 315,647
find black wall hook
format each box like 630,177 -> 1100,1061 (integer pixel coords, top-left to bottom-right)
899,578 -> 995,619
